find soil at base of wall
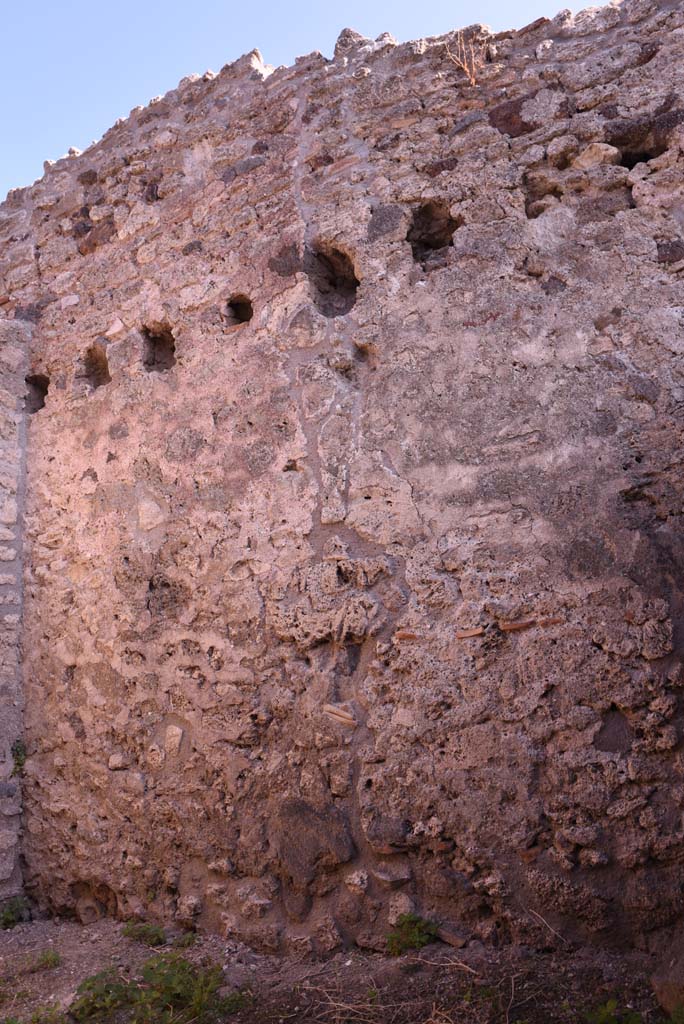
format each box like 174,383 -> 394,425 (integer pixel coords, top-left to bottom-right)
0,919 -> 667,1024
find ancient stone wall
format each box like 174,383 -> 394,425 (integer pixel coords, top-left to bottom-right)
2,0 -> 684,955
0,318 -> 29,902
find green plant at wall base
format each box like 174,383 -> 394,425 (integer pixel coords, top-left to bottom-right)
69,969 -> 130,1023
386,913 -> 439,956
121,921 -> 167,947
69,954 -> 247,1024
137,955 -> 237,1022
0,987 -> 30,1012
28,1007 -> 65,1024
0,896 -> 28,930
30,950 -> 61,972
585,999 -> 642,1024
10,740 -> 26,776
671,1008 -> 684,1024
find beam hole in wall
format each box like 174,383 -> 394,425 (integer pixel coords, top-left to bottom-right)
304,242 -> 359,318
25,374 -> 49,414
142,324 -> 176,372
407,199 -> 461,270
618,146 -> 666,169
83,342 -> 112,390
226,295 -> 253,326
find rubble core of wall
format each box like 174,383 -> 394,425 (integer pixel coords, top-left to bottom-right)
1,0 -> 684,957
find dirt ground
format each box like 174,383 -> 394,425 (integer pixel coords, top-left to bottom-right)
0,917 -> 667,1023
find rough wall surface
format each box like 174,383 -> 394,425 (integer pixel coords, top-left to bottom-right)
0,319 -> 29,902
1,0 -> 684,955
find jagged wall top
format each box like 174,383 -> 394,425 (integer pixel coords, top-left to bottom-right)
0,0 -> 657,209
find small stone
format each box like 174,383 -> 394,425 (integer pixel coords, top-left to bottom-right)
138,499 -> 165,532
0,497 -> 17,526
107,753 -> 128,771
124,772 -> 145,795
344,869 -> 368,894
146,744 -> 164,769
104,318 -> 126,339
334,27 -> 370,58
177,895 -> 201,924
370,859 -> 413,889
437,925 -> 468,948
572,143 -> 621,169
652,936 -> 684,1014
388,892 -> 415,926
547,134 -> 579,167
315,913 -> 342,953
164,725 -> 184,756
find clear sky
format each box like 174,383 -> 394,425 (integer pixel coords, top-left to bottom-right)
2,0 -> 589,200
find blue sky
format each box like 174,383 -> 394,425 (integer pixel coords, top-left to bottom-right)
2,0 -> 588,200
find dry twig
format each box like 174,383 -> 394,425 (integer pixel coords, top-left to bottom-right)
505,974 -> 518,1024
407,954 -> 479,976
523,905 -> 569,945
445,31 -> 487,87
422,1008 -> 457,1024
322,703 -> 356,727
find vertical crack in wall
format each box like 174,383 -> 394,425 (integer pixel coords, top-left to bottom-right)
0,318 -> 30,904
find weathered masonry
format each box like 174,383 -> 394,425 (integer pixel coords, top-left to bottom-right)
2,0 -> 684,958
0,320 -> 28,903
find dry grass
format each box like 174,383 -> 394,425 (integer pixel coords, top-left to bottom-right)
309,991 -> 458,1024
422,1010 -> 457,1024
0,918 -> 666,1024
